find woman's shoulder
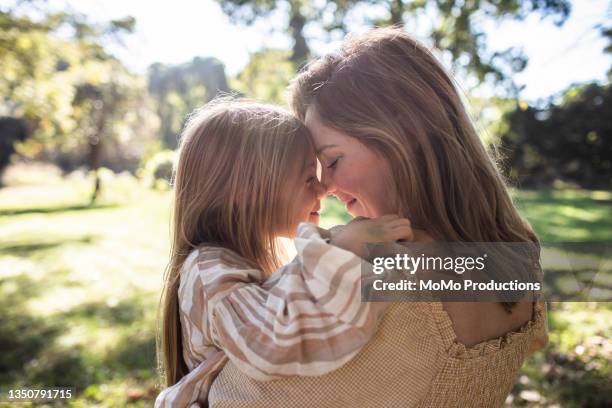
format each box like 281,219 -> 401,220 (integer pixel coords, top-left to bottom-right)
434,301 -> 546,352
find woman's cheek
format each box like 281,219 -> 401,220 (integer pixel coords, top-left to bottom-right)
334,167 -> 352,191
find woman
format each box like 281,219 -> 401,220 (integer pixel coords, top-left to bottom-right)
207,27 -> 548,407
154,100 -> 412,407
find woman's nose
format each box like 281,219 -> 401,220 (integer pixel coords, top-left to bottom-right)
314,179 -> 327,198
320,168 -> 334,193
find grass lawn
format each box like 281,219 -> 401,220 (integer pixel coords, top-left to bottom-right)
0,173 -> 610,407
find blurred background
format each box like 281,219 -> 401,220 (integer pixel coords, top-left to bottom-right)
0,0 -> 610,406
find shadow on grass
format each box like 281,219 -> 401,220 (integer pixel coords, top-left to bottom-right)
543,267 -> 612,302
0,235 -> 97,257
516,190 -> 612,243
0,274 -> 64,385
0,273 -> 156,393
105,330 -> 157,379
63,297 -> 145,326
0,275 -> 97,389
0,203 -> 119,217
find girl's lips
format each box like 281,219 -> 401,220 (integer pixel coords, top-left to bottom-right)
309,203 -> 320,218
308,212 -> 320,223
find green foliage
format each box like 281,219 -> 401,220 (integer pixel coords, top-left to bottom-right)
139,149 -> 177,190
216,0 -> 571,92
231,49 -> 296,105
0,2 -> 159,178
498,83 -> 612,189
216,0 -> 312,66
509,303 -> 612,407
148,57 -> 230,149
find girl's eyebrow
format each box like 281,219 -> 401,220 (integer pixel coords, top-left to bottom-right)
301,159 -> 317,173
316,144 -> 337,154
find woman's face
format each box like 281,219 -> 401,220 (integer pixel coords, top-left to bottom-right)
305,108 -> 395,218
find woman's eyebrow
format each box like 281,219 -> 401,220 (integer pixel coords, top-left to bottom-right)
316,144 -> 337,154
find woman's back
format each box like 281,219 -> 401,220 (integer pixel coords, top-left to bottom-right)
209,301 -> 547,407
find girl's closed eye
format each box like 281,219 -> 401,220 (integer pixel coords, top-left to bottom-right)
307,176 -> 317,185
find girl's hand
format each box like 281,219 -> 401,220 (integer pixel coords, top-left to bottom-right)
330,215 -> 413,258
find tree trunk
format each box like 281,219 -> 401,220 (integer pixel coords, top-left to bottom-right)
390,0 -> 404,26
289,2 -> 310,69
89,102 -> 106,205
89,137 -> 103,205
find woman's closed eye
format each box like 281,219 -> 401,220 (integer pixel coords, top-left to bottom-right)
327,157 -> 340,169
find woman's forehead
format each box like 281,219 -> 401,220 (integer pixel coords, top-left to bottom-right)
304,107 -> 353,151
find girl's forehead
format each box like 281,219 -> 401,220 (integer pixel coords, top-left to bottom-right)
302,157 -> 317,172
296,146 -> 317,175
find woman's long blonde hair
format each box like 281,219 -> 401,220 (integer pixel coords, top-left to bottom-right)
158,98 -> 313,387
291,27 -> 537,245
291,28 -> 538,312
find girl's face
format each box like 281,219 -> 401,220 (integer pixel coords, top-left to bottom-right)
305,108 -> 395,218
280,150 -> 325,237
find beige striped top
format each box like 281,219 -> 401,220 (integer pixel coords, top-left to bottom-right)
154,223 -> 388,408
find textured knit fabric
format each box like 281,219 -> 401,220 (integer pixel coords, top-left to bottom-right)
208,301 -> 548,408
155,223 -> 388,408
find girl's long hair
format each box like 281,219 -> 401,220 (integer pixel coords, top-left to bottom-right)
290,27 -> 538,309
157,98 -> 313,387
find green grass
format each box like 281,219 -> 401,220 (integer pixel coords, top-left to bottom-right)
0,175 -> 610,407
514,189 -> 612,242
0,175 -> 169,407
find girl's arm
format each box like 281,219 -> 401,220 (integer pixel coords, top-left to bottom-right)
180,223 -> 389,381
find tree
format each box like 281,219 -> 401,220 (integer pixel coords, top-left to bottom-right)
0,1 -> 156,201
601,23 -> 612,78
498,83 -> 612,189
216,0 -> 570,92
71,60 -> 154,203
215,0 -> 322,68
231,49 -> 295,104
148,57 -> 230,149
0,117 -> 29,184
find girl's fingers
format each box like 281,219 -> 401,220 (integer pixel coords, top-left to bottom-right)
387,225 -> 414,241
377,214 -> 400,221
386,218 -> 411,229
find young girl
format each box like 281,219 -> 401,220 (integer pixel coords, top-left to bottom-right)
155,99 -> 413,407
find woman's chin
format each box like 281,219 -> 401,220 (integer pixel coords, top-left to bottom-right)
347,207 -> 367,218
346,200 -> 369,218
346,198 -> 361,215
